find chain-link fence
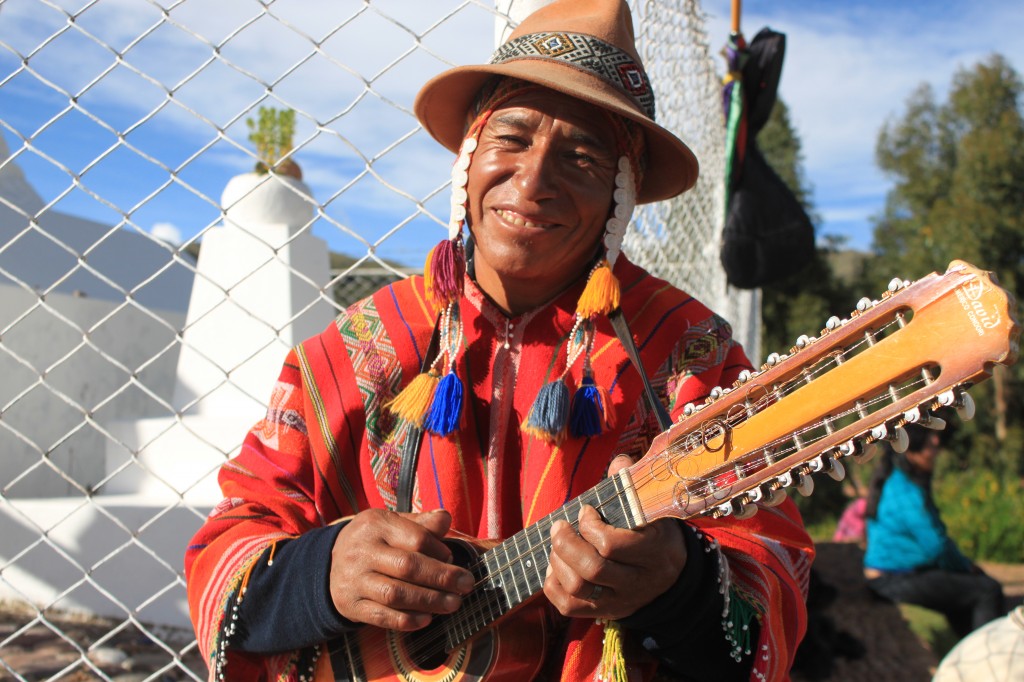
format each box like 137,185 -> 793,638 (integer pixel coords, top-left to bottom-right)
0,0 -> 754,679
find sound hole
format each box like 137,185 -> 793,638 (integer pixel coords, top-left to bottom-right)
405,539 -> 478,669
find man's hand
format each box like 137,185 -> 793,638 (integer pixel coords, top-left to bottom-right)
329,509 -> 475,631
544,454 -> 688,620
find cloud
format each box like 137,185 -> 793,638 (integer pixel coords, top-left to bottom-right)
150,221 -> 183,245
702,0 -> 1024,250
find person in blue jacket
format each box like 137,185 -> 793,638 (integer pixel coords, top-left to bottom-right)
863,423 -> 1005,638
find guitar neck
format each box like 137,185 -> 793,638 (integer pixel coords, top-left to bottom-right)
430,475 -> 642,650
418,259 -> 1020,655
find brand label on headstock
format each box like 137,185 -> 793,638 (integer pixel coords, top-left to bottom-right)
956,276 -> 1002,336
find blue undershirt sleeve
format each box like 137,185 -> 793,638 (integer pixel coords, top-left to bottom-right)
230,523 -> 357,654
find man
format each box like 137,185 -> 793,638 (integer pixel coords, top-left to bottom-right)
185,1 -> 812,680
864,424 -> 1005,638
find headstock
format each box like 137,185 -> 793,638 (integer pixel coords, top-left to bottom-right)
627,260 -> 1020,523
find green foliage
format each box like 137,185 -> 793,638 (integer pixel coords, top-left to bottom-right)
870,53 -> 1024,476
246,106 -> 297,173
934,466 -> 1024,563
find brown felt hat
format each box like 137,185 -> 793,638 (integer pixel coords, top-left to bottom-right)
414,0 -> 699,204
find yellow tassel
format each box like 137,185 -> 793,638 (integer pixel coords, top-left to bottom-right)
423,244 -> 437,310
385,370 -> 440,427
597,619 -> 629,682
577,261 -> 621,318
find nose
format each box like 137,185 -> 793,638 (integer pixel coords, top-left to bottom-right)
512,143 -> 558,201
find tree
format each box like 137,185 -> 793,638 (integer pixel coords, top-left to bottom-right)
872,54 -> 1024,473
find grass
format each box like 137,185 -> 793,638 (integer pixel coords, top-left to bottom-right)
899,604 -> 960,661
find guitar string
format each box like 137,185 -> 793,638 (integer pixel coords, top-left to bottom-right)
392,315 -> 919,661
348,489 -> 632,665
349,314 -> 919,663
369,318 -> 917,663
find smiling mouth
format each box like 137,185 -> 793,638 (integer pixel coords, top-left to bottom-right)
495,208 -> 558,229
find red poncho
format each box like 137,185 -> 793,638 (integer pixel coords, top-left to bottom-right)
185,257 -> 812,681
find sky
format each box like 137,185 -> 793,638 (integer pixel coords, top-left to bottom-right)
703,0 -> 1024,251
1,0 -> 1022,267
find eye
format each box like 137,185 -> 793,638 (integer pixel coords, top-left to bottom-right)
569,150 -> 597,165
497,134 -> 527,148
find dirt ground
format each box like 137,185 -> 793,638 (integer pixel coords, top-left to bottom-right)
1,546 -> 1022,681
792,543 -> 1024,682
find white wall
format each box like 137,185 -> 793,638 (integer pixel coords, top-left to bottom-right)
0,286 -> 185,497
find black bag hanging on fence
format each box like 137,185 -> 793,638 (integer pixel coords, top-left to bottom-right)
720,27 -> 815,289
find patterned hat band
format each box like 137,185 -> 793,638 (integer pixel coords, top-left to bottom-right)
490,31 -> 655,120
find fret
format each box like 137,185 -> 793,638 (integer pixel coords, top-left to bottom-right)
609,474 -> 635,529
523,523 -> 548,591
483,551 -> 507,621
500,538 -> 524,606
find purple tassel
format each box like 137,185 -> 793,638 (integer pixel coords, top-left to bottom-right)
429,239 -> 465,307
425,370 -> 463,436
523,379 -> 570,443
570,376 -> 603,438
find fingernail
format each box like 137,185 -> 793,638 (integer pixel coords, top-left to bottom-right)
444,593 -> 461,612
458,573 -> 474,592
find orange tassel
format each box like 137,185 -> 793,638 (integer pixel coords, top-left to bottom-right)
577,261 -> 621,318
385,370 -> 440,427
423,244 -> 438,309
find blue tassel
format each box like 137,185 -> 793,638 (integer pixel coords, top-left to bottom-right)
523,379 -> 570,444
570,376 -> 603,438
425,370 -> 463,436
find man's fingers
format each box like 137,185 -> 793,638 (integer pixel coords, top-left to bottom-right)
375,545 -> 475,595
606,453 -> 636,477
386,510 -> 454,563
361,571 -> 463,616
404,508 -> 453,538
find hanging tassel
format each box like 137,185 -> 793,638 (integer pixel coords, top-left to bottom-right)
577,260 -> 621,318
385,370 -> 440,428
424,370 -> 463,436
569,374 -> 604,438
723,586 -> 758,662
596,619 -> 629,682
422,243 -> 437,302
426,238 -> 465,310
522,378 -> 570,444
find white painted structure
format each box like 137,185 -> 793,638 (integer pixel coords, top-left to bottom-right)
1,134 -> 332,627
103,171 -> 333,504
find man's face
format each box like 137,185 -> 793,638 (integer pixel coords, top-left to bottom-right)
465,88 -> 619,314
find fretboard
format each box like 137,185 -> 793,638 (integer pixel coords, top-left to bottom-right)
428,472 -> 642,651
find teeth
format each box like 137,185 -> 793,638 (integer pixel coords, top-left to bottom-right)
497,209 -> 553,228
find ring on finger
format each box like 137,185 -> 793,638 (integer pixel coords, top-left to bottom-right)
588,583 -> 604,601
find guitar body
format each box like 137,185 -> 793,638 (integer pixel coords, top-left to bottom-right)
330,536 -> 548,682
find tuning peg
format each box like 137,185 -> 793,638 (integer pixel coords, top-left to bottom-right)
903,406 -> 947,431
937,389 -> 976,420
871,423 -> 910,453
733,502 -> 758,520
766,352 -> 781,367
825,316 -> 843,330
737,369 -> 752,384
710,386 -> 724,399
856,297 -> 875,312
712,498 -> 757,520
957,393 -> 976,420
826,457 -> 846,481
795,335 -> 813,349
761,486 -> 788,507
887,277 -> 905,292
797,473 -> 814,496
